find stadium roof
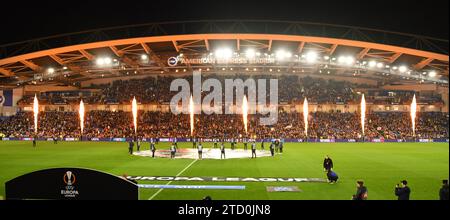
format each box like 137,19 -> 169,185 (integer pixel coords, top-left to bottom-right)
0,20 -> 448,87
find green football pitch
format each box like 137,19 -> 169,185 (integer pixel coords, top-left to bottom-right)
0,141 -> 448,200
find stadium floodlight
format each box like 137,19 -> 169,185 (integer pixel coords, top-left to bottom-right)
306,51 -> 318,63
245,49 -> 256,59
96,57 -> 112,66
276,50 -> 292,60
338,56 -> 355,65
141,54 -> 148,60
377,62 -> 384,68
345,56 -> 355,65
96,58 -> 105,66
286,52 -> 292,58
215,48 -> 233,59
47,68 -> 55,74
369,61 -> 377,67
104,57 -> 112,65
399,66 -> 408,73
429,71 -> 437,77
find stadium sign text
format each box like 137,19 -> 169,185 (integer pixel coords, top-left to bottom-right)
168,57 -> 276,66
128,176 -> 327,183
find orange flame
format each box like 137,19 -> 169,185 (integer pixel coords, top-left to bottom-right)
242,95 -> 248,134
189,95 -> 194,137
79,100 -> 85,134
132,97 -> 138,135
33,94 -> 39,134
303,98 -> 309,137
361,94 -> 366,136
411,94 -> 417,137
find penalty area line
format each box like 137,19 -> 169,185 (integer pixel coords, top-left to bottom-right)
148,159 -> 198,200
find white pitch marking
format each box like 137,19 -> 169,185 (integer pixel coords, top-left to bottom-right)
148,159 -> 198,200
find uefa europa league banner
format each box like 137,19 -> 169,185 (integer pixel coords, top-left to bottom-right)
5,168 -> 138,200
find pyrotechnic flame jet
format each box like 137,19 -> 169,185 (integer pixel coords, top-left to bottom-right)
79,100 -> 85,134
303,98 -> 309,138
33,94 -> 39,134
411,94 -> 417,137
243,95 -> 248,135
132,97 -> 138,135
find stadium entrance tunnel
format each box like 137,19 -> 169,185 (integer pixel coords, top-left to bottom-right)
133,148 -> 272,159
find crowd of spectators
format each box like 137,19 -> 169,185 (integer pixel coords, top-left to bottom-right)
1,110 -> 447,140
16,75 -> 443,105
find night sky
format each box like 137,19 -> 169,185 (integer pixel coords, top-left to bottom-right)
0,0 -> 448,45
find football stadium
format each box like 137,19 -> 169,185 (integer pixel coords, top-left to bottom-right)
0,19 -> 448,201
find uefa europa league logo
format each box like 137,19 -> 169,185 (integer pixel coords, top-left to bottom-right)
64,171 -> 76,186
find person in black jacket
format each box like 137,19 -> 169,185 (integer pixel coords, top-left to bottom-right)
323,155 -> 333,172
352,181 -> 368,200
395,180 -> 411,200
440,180 -> 449,200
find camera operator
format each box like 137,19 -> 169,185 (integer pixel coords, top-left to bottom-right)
395,180 -> 411,200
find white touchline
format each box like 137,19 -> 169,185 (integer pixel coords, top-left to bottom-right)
148,159 -> 198,200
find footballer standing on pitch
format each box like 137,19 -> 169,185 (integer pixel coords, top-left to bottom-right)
136,138 -> 141,152
214,138 -> 218,148
220,142 -> 226,159
33,135 -> 37,147
279,139 -> 284,153
269,142 -> 275,157
198,142 -> 203,160
128,140 -> 134,155
192,137 -> 197,149
244,137 -> 248,150
251,141 -> 257,158
150,140 -> 156,158
170,143 -> 176,159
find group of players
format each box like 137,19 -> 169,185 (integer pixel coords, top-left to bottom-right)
127,137 -> 285,160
